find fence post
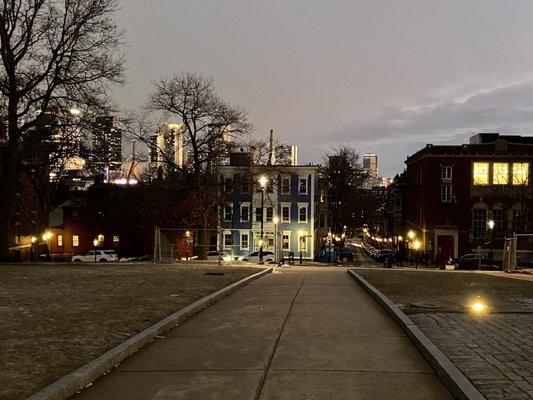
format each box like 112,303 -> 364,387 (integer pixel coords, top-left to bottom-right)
218,226 -> 222,267
153,226 -> 158,263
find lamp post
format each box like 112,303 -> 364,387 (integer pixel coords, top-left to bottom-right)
273,216 -> 279,264
407,230 -> 416,265
487,219 -> 495,261
93,238 -> 98,262
185,230 -> 191,261
298,229 -> 304,264
258,175 -> 268,264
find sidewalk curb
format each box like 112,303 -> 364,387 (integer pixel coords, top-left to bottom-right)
347,269 -> 485,400
27,267 -> 273,400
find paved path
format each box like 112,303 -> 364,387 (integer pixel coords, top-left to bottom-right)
74,267 -> 452,400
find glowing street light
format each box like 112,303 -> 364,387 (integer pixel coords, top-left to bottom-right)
31,236 -> 37,243
42,231 -> 53,241
258,175 -> 269,189
407,230 -> 416,240
487,219 -> 495,260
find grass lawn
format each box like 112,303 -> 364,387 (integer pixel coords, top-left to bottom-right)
356,269 -> 533,314
0,263 -> 262,400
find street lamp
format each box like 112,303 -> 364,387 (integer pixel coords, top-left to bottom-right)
487,219 -> 495,261
93,238 -> 99,262
258,175 -> 268,264
407,230 -> 415,240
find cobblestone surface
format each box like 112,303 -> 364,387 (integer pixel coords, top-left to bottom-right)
411,313 -> 533,400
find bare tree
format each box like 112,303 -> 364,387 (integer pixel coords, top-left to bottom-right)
147,71 -> 252,186
321,145 -> 368,232
0,0 -> 124,259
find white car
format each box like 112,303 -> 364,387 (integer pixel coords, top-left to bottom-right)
239,251 -> 275,263
206,251 -> 233,262
72,250 -> 119,263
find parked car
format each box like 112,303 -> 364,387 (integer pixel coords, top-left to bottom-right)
338,247 -> 354,262
517,254 -> 533,269
375,249 -> 393,263
452,254 -> 499,271
239,251 -> 275,263
206,250 -> 233,262
72,250 -> 118,263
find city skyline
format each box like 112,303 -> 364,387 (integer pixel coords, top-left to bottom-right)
114,0 -> 533,176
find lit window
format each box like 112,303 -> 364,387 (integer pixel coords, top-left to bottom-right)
493,163 -> 509,185
441,166 -> 452,181
72,235 -> 79,247
57,235 -> 63,247
282,233 -> 290,250
14,235 -> 20,245
299,235 -> 307,252
241,233 -> 249,250
473,162 -> 489,185
113,235 -> 119,246
512,163 -> 529,185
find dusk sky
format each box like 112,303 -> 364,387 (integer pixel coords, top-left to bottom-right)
115,0 -> 533,177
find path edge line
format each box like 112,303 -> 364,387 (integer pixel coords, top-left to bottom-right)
27,267 -> 273,400
347,269 -> 485,400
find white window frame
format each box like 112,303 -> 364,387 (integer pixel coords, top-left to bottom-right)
441,184 -> 452,203
57,235 -> 63,247
441,166 -> 452,181
266,206 -> 273,222
224,203 -> 233,222
299,177 -> 308,195
281,176 -> 291,194
282,231 -> 291,251
240,232 -> 249,251
281,203 -> 291,223
223,232 -> 233,250
298,204 -> 308,223
240,202 -> 250,222
298,233 -> 308,252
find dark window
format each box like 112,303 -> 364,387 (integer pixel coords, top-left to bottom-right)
472,209 -> 487,239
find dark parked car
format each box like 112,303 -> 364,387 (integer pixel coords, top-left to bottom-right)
338,247 -> 354,262
375,249 -> 393,263
453,254 -> 499,271
517,254 -> 533,269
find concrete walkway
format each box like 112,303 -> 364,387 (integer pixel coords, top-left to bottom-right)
74,267 -> 452,399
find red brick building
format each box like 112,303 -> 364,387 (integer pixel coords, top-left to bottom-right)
403,133 -> 532,262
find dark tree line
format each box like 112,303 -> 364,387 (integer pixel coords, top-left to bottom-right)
0,0 -> 124,260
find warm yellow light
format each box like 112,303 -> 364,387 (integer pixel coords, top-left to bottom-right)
273,216 -> 280,225
407,230 -> 415,240
185,230 -> 191,237
487,219 -> 495,230
470,301 -> 488,314
69,107 -> 81,116
397,235 -> 403,241
31,236 -> 37,243
473,162 -> 489,185
512,163 -> 529,185
258,239 -> 264,246
493,163 -> 509,185
258,175 -> 269,188
341,233 -> 346,239
413,239 -> 421,250
42,231 -> 52,241
93,239 -> 99,247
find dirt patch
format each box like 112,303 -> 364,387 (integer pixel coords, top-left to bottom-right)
0,263 -> 261,400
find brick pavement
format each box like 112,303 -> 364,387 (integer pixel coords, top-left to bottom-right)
411,313 -> 533,400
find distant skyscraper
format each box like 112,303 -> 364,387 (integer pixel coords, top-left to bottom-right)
363,153 -> 378,188
149,123 -> 185,175
91,116 -> 122,179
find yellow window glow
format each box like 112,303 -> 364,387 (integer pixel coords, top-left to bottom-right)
493,163 -> 509,185
513,163 -> 529,185
473,162 -> 489,185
